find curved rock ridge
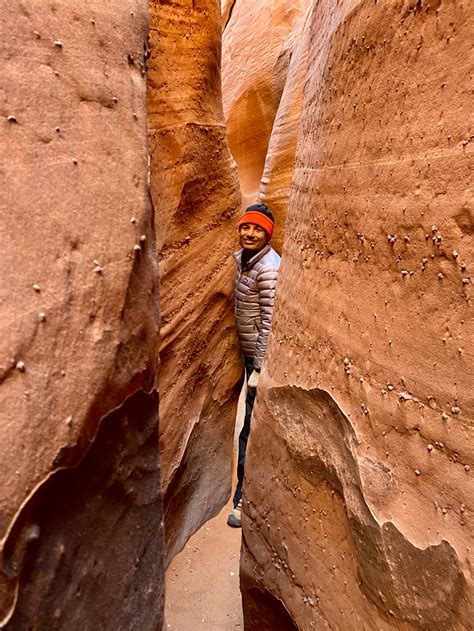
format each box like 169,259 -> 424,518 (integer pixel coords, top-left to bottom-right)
221,0 -> 237,29
257,3 -> 313,251
148,0 -> 243,564
222,0 -> 311,210
268,386 -> 463,628
239,0 -> 473,628
1,1 -> 163,628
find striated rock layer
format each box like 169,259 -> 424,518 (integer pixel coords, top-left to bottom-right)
222,0 -> 310,220
1,2 -> 163,628
240,1 -> 473,629
148,0 -> 242,564
257,3 -> 312,253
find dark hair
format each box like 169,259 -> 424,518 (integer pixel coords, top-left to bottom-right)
245,203 -> 275,224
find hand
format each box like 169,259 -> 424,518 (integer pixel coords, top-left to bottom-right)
247,370 -> 260,390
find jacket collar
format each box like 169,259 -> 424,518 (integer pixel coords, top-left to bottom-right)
233,244 -> 271,272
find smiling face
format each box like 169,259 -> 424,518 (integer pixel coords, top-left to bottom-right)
239,222 -> 268,251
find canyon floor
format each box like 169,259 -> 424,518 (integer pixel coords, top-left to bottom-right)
166,392 -> 245,629
165,499 -> 243,630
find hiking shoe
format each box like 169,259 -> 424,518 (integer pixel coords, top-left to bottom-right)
227,500 -> 242,528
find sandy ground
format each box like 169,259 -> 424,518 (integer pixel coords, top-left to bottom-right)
165,500 -> 243,630
165,386 -> 246,630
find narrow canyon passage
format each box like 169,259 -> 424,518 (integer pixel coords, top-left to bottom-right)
1,1 -> 471,630
158,0 -> 473,628
164,389 -> 246,629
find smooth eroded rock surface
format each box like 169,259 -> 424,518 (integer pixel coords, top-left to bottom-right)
256,3 -> 312,252
222,0 -> 310,217
240,1 -> 473,628
1,2 -> 163,628
148,0 -> 242,564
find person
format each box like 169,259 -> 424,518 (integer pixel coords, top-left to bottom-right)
227,203 -> 281,528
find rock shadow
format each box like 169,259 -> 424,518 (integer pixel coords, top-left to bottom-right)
1,389 -> 164,631
242,585 -> 298,631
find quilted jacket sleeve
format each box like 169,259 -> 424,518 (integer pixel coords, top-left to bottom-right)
253,265 -> 279,370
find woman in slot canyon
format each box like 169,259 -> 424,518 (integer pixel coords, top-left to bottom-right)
228,204 -> 281,528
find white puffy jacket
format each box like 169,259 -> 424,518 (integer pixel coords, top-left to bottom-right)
233,245 -> 281,370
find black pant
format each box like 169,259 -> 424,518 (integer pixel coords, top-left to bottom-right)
233,356 -> 256,508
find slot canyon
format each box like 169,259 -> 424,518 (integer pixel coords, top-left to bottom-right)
1,0 -> 472,630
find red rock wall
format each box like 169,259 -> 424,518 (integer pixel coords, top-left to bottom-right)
222,0 -> 310,214
257,4 -> 312,252
148,0 -> 243,564
1,2 -> 164,628
239,0 -> 473,628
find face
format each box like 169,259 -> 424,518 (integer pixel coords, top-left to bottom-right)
239,223 -> 268,251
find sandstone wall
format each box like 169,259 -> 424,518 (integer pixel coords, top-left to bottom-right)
240,0 -> 473,628
222,0 -> 310,218
257,4 -> 312,252
148,0 -> 243,564
0,2 -> 164,628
